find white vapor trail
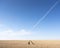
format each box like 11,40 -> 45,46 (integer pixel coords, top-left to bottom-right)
32,0 -> 59,30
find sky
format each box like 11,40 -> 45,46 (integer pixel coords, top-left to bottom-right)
0,0 -> 60,40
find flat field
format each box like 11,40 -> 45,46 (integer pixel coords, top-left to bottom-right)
0,40 -> 60,48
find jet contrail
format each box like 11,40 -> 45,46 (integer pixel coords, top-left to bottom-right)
32,0 -> 59,30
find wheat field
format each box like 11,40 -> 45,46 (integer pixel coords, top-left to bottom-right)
0,40 -> 60,48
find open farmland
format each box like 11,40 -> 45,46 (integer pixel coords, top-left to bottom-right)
0,40 -> 60,48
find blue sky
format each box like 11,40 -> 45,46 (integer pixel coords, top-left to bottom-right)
0,0 -> 60,40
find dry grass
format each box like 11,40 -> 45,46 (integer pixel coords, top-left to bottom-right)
0,40 -> 60,48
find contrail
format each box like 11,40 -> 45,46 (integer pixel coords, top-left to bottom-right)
32,0 -> 59,30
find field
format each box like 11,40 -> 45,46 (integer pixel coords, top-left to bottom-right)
0,40 -> 60,48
